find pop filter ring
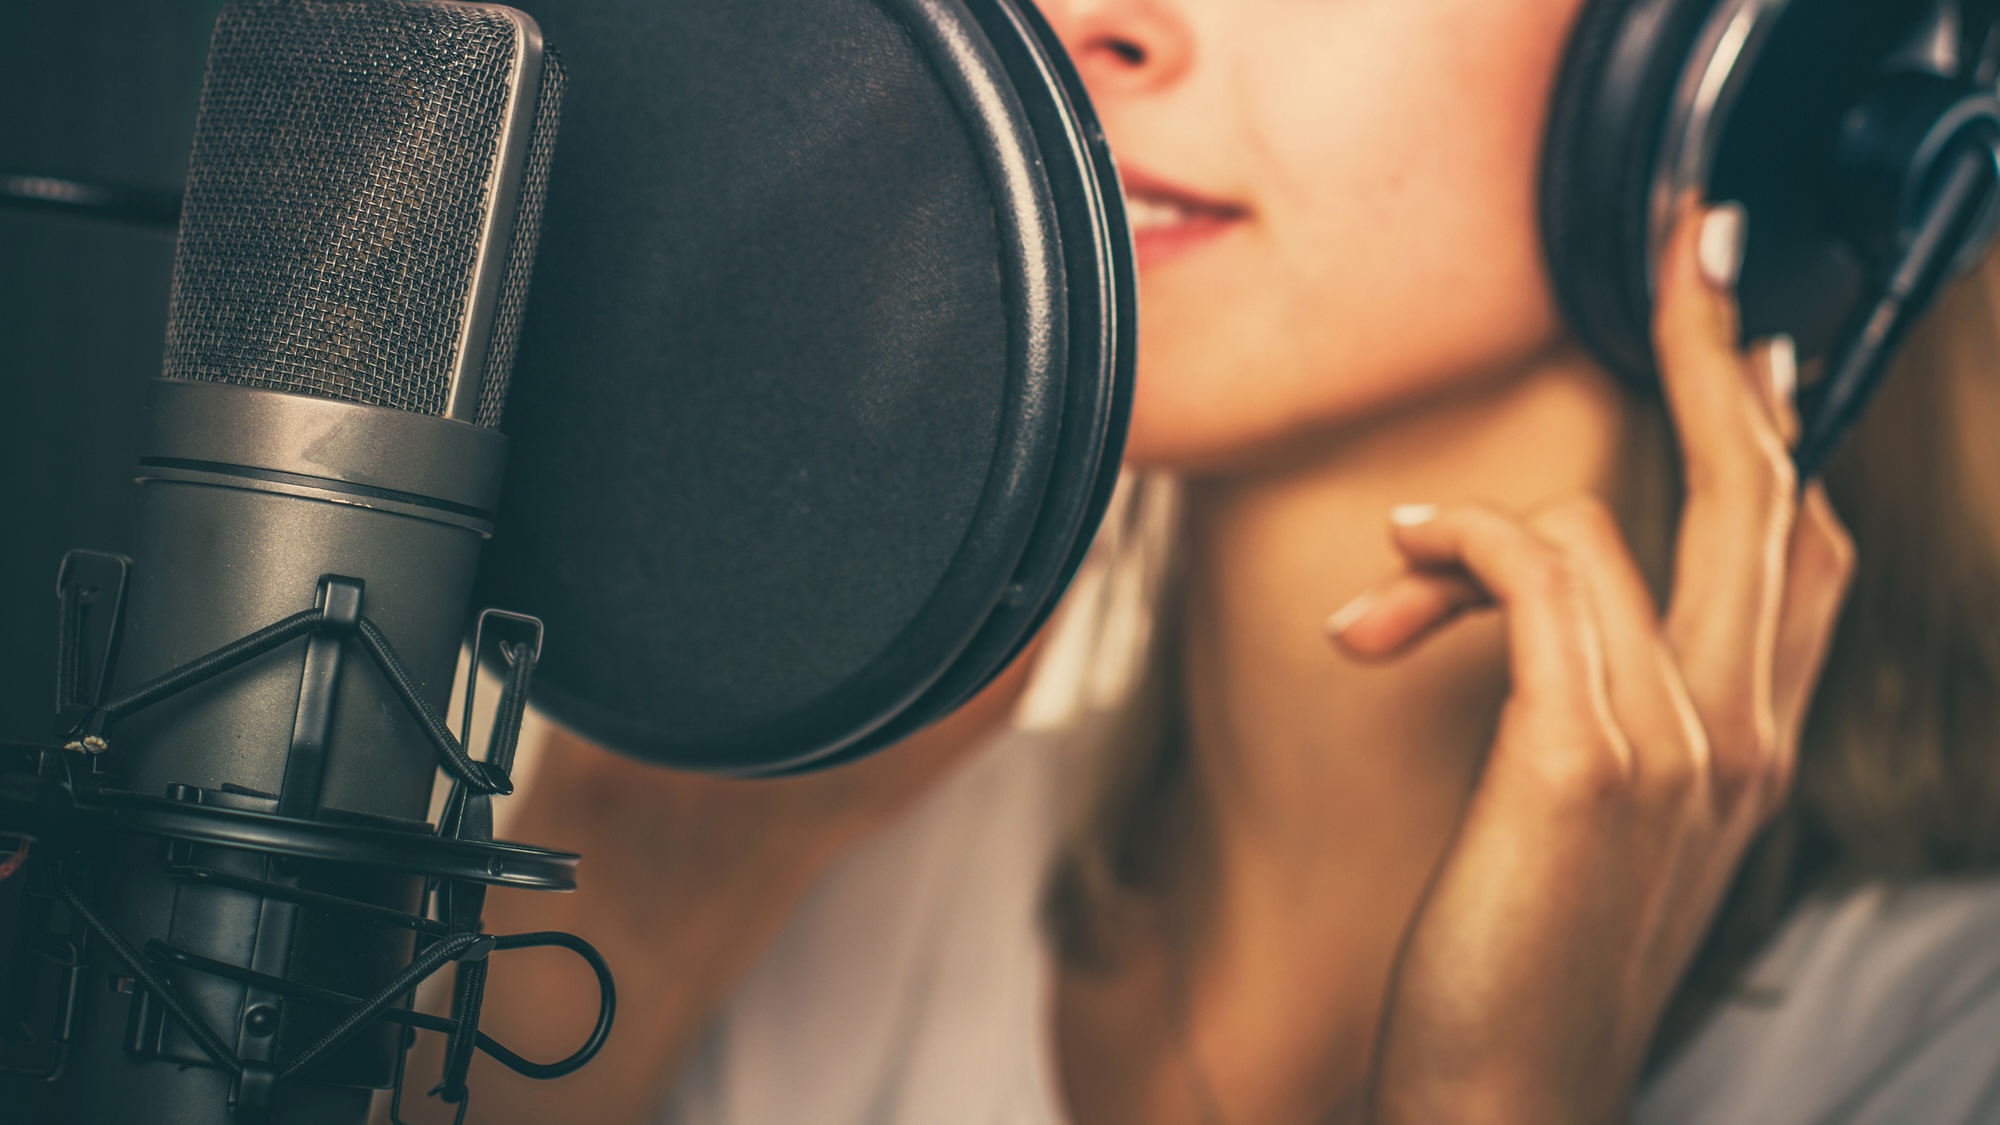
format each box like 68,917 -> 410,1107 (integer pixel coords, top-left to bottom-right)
502,0 -> 1078,773
800,0 -> 1137,772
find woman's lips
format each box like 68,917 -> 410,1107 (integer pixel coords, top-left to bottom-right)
1119,168 -> 1248,271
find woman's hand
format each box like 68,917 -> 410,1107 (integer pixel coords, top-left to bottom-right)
1328,198 -> 1855,1123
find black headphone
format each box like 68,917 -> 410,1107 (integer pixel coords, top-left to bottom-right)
1543,0 -> 2000,473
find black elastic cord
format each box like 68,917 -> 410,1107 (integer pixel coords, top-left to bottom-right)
88,605 -> 509,794
98,609 -> 324,722
355,618 -> 508,795
169,865 -> 451,938
151,933 -> 610,1081
488,932 -> 616,1080
488,643 -> 535,778
432,637 -> 539,1101
280,931 -> 484,1079
436,639 -> 537,844
61,883 -> 243,1075
437,957 -> 489,1102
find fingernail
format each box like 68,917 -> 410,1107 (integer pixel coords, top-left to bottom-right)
1389,504 -> 1438,527
1768,333 -> 1797,403
1324,591 -> 1379,637
1698,202 -> 1748,292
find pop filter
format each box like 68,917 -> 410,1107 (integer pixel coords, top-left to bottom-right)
474,0 -> 1133,774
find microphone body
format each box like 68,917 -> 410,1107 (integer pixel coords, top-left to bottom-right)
7,1 -> 567,1121
44,387 -> 506,1125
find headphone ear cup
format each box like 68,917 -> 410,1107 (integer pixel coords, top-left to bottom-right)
1540,0 -> 1721,386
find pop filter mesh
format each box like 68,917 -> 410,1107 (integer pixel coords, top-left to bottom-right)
486,0 -> 1015,753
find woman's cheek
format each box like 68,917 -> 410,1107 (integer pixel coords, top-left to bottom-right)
1122,152 -> 1562,467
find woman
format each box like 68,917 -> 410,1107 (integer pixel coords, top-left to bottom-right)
425,1 -> 2000,1122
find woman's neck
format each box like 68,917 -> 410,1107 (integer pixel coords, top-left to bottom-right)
1060,347 -> 1641,1125
1178,348 -> 1629,1117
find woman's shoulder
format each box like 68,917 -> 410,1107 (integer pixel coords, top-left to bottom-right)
1637,877 -> 2000,1125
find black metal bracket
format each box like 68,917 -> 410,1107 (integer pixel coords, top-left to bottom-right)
277,576 -> 362,821
53,550 -> 131,748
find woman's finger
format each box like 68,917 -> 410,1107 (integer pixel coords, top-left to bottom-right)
1654,196 -> 1797,787
1528,499 -> 1710,798
1756,333 -> 1800,447
1762,484 -> 1855,808
1326,568 -> 1487,659
1370,504 -> 1623,759
1529,500 -> 1753,1004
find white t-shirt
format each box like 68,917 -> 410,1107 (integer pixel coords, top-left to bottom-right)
661,726 -> 1075,1125
1638,878 -> 2000,1124
659,722 -> 2000,1125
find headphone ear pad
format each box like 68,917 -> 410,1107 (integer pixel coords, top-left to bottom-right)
1540,0 -> 1720,386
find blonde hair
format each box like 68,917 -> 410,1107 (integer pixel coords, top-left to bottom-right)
1044,249 -> 2000,1050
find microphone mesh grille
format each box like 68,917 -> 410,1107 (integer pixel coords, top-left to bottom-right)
476,56 -> 564,429
163,0 -> 550,423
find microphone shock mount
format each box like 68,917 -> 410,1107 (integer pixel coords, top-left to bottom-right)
0,550 -> 613,1123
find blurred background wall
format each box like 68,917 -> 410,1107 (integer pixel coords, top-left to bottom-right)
1,0 -> 221,740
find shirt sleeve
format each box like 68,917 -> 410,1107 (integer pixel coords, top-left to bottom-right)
1637,880 -> 2000,1125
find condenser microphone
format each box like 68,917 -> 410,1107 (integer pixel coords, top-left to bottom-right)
0,2 -> 602,1123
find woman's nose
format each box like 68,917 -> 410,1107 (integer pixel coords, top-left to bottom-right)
1040,0 -> 1194,94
